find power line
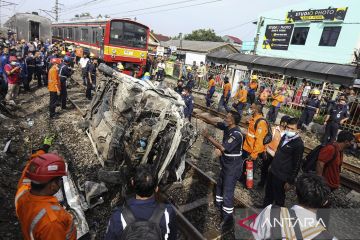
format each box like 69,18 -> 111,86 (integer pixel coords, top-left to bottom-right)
121,0 -> 222,18
217,19 -> 256,33
107,0 -> 203,16
59,0 -> 110,17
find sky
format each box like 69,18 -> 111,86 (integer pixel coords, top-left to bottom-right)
2,0 -> 303,41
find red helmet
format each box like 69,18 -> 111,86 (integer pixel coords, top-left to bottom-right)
26,153 -> 67,184
50,58 -> 62,65
9,56 -> 17,62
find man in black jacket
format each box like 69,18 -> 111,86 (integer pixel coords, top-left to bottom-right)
262,117 -> 304,207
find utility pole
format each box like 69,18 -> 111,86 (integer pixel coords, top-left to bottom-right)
253,16 -> 264,55
55,0 -> 59,22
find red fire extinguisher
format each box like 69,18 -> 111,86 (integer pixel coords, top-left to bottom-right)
246,160 -> 253,189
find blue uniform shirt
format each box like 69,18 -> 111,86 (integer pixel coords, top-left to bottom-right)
59,63 -> 72,83
305,97 -> 320,111
186,79 -> 195,90
217,122 -> 243,156
328,104 -> 349,123
182,94 -> 194,118
0,54 -> 9,75
105,196 -> 177,240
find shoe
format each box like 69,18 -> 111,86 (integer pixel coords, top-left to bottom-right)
256,181 -> 265,189
221,214 -> 234,232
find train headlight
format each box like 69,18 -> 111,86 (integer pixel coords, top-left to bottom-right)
140,53 -> 145,58
112,49 -> 116,54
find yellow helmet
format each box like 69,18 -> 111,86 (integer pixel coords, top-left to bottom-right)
251,75 -> 258,81
117,62 -> 124,70
144,72 -> 150,76
61,50 -> 66,55
89,53 -> 95,58
311,89 -> 321,95
186,66 -> 192,71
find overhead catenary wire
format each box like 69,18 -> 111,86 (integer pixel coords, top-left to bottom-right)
60,0 -> 222,21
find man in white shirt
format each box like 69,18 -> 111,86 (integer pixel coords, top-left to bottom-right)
79,54 -> 89,85
251,174 -> 335,240
302,82 -> 311,103
156,60 -> 166,81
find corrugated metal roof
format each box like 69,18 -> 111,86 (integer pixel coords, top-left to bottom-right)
160,39 -> 237,53
207,52 -> 356,85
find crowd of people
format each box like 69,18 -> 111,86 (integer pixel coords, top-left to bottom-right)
3,33 -> 359,239
0,36 -> 100,118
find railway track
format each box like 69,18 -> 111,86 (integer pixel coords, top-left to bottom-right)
66,73 -> 256,239
193,103 -> 360,192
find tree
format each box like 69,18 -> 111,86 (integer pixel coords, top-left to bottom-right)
184,29 -> 224,42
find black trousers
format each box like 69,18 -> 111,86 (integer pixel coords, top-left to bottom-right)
60,81 -> 67,109
27,66 -> 34,83
322,121 -> 339,145
263,170 -> 286,207
298,109 -> 315,128
49,91 -> 58,117
35,67 -> 43,87
86,77 -> 92,99
249,93 -> 256,105
267,106 -> 279,123
259,152 -> 273,185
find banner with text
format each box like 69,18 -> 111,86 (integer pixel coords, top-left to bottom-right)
262,24 -> 294,50
286,7 -> 348,23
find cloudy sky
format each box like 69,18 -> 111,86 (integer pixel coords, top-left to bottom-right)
2,0 -> 303,40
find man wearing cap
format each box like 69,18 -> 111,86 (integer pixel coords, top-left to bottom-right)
322,96 -> 349,145
48,58 -> 61,118
15,150 -> 76,240
59,56 -> 73,109
4,56 -> 21,103
297,89 -> 321,130
248,75 -> 258,105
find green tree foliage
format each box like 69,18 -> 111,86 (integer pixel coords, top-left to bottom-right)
184,29 -> 224,42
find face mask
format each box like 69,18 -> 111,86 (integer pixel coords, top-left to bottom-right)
285,130 -> 297,138
10,61 -> 17,65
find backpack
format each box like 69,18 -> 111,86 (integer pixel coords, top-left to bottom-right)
302,144 -> 337,173
254,118 -> 273,145
269,205 -> 334,240
120,203 -> 165,240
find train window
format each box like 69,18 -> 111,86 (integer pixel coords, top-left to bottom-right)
68,28 -> 73,39
75,28 -> 80,41
52,28 -> 57,36
81,28 -> 89,42
109,21 -> 147,49
59,28 -> 63,38
92,28 -> 98,44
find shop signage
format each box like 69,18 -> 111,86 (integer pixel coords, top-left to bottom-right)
286,7 -> 348,23
262,24 -> 294,50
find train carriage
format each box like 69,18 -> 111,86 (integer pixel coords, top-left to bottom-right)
52,18 -> 150,77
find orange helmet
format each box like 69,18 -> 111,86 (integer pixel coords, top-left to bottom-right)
50,58 -> 62,65
26,153 -> 67,184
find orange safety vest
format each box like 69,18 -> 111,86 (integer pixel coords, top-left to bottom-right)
234,88 -> 248,103
266,126 -> 282,157
15,150 -> 76,240
249,81 -> 258,90
271,94 -> 284,107
243,113 -> 268,159
208,79 -> 216,90
75,47 -> 83,57
223,82 -> 232,98
48,66 -> 60,92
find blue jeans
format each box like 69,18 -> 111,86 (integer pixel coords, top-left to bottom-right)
218,95 -> 230,112
206,88 -> 215,107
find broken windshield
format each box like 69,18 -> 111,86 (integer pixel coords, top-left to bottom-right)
109,21 -> 148,49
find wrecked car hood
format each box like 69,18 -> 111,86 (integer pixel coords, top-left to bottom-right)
86,63 -> 196,184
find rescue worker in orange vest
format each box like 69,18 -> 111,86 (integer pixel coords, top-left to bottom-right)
217,76 -> 232,112
258,115 -> 290,188
241,102 -> 268,187
232,81 -> 247,118
15,138 -> 77,240
248,75 -> 258,105
206,74 -> 216,107
75,45 -> 83,65
48,58 -> 61,118
267,89 -> 285,123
